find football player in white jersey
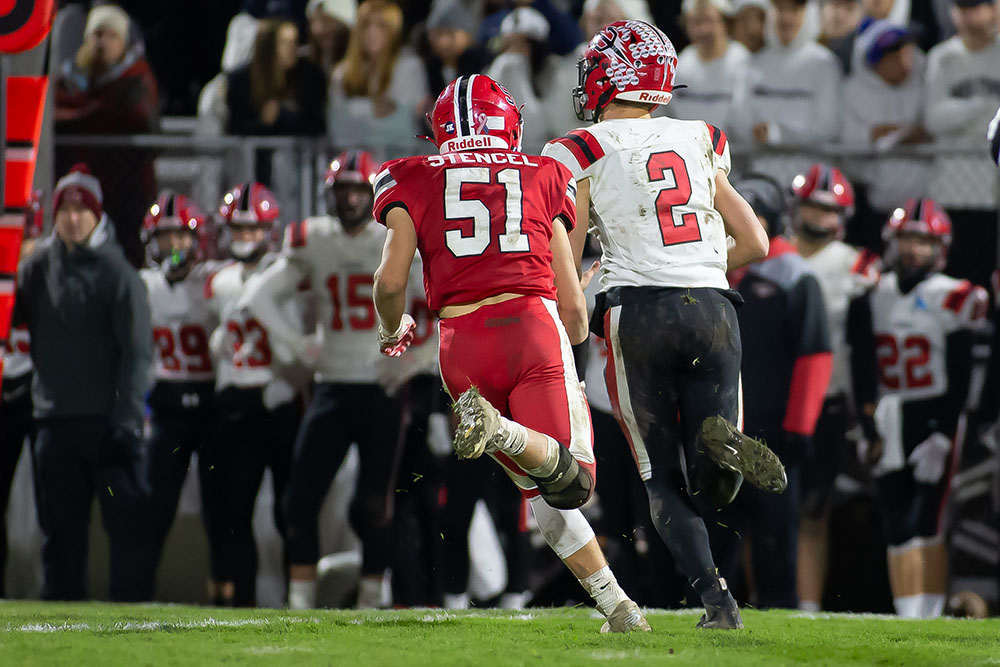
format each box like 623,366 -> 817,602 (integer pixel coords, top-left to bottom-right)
0,192 -> 42,597
542,19 -> 783,628
788,164 -> 879,612
138,191 -> 227,603
848,199 -> 987,618
242,152 -> 407,609
204,182 -> 303,607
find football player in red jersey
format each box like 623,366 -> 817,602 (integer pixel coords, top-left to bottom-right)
848,199 -> 988,618
372,75 -> 649,633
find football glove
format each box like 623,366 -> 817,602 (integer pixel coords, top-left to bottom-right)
908,432 -> 952,484
378,313 -> 416,357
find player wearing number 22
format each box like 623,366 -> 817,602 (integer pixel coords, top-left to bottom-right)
203,182 -> 305,607
138,192 -> 227,602
372,74 -> 651,633
847,200 -> 987,619
542,19 -> 785,629
242,151 -> 414,610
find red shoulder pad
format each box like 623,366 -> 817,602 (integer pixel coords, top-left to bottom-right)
705,123 -> 728,157
851,249 -> 881,278
551,129 -> 605,170
943,280 -> 975,314
289,220 -> 308,248
203,269 -> 220,299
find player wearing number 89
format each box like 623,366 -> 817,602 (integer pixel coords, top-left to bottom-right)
373,74 -> 650,633
542,19 -> 782,629
847,199 -> 987,618
138,191 -> 227,601
203,182 -> 304,606
241,151 -> 409,610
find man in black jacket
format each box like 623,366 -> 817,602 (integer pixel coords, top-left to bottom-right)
14,164 -> 153,601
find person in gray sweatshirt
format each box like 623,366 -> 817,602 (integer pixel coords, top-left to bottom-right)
13,163 -> 153,602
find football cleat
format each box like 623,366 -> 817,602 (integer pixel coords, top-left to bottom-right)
600,600 -> 652,634
451,386 -> 504,459
699,415 -> 787,494
695,576 -> 743,629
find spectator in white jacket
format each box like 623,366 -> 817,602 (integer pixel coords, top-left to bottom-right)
731,0 -> 768,54
671,0 -> 753,138
748,0 -> 843,146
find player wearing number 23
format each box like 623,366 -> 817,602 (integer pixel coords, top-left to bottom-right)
847,199 -> 987,618
542,19 -> 781,629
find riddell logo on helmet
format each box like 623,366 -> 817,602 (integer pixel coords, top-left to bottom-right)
638,92 -> 671,104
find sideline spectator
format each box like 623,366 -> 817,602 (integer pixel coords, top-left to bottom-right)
485,6 -> 555,153
303,0 -> 357,78
328,0 -> 429,158
53,4 -> 159,269
418,0 -> 491,99
730,0 -> 768,54
842,21 -> 930,244
821,0 -> 862,70
719,173 -> 832,610
13,165 -> 153,602
671,0 -> 753,138
924,0 -> 1000,287
748,0 -> 842,147
477,0 -> 584,57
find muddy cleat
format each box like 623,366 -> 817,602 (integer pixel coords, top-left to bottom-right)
699,415 -> 787,494
452,386 -> 504,459
600,600 -> 652,633
695,577 -> 744,630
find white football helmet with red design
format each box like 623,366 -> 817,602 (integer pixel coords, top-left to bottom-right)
428,74 -> 523,153
573,19 -> 678,122
142,191 -> 206,269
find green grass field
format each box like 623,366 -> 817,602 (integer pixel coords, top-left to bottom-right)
1,602 -> 999,666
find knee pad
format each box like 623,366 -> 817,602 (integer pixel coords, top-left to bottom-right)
527,495 -> 595,560
528,445 -> 593,510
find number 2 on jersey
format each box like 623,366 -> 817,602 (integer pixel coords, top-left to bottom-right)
444,167 -> 528,257
646,151 -> 702,247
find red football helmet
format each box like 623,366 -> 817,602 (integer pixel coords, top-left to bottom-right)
143,191 -> 206,267
883,198 -> 952,272
573,20 -> 678,122
428,74 -> 523,152
325,150 -> 379,188
218,182 -> 280,261
791,164 -> 855,213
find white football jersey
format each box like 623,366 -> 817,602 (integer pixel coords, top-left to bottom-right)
141,262 -> 223,383
278,216 -> 389,383
2,323 -> 32,379
207,254 -> 302,390
871,272 -> 987,402
803,241 -> 879,396
542,117 -> 732,290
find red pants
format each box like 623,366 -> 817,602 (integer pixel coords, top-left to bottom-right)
438,296 -> 594,498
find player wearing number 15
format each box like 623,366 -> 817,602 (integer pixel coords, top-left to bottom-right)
203,182 -> 304,606
138,191 -> 226,601
372,75 -> 650,633
242,151 -> 409,610
847,200 -> 987,618
542,20 -> 781,629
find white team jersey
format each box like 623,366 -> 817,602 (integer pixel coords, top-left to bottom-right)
542,117 -> 732,290
871,272 -> 987,402
279,216 -> 390,383
207,254 -> 301,391
2,323 -> 32,379
141,262 -> 223,383
803,241 -> 878,396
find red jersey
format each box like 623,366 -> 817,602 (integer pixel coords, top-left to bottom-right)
373,149 -> 577,312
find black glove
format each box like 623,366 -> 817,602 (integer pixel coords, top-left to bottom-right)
572,340 -> 589,383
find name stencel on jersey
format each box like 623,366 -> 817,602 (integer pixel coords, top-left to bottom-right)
427,152 -> 540,167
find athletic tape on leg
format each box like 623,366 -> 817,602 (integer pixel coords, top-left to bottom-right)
527,495 -> 595,560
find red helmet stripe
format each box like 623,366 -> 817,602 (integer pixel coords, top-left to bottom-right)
456,76 -> 472,136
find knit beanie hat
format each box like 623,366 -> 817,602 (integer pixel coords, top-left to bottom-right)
53,163 -> 103,220
85,4 -> 130,41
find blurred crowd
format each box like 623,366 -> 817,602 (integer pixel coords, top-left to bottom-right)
1,0 -> 999,614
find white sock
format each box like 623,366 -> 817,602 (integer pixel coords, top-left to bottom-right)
919,593 -> 945,618
288,579 -> 317,610
500,591 -> 530,610
798,600 -> 821,613
523,436 -> 561,478
357,573 -> 391,609
443,592 -> 470,609
578,566 -> 629,617
496,417 -> 529,457
894,595 -> 921,618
